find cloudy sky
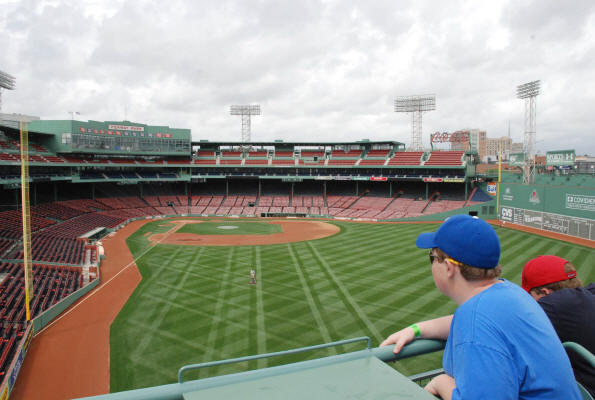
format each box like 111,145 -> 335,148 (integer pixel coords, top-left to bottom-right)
1,0 -> 594,154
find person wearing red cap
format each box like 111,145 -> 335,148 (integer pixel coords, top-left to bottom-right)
522,255 -> 595,397
381,215 -> 581,400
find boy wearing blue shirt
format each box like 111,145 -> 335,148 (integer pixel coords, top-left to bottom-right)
381,215 -> 581,400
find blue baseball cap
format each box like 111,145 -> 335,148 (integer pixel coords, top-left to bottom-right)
416,215 -> 500,269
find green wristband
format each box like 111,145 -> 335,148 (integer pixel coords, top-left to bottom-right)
410,323 -> 421,338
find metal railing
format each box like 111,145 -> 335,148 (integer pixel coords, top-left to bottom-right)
178,336 -> 371,383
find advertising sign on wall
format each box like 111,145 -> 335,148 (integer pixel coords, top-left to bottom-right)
565,194 -> 595,212
487,182 -> 497,196
508,153 -> 525,166
546,150 -> 575,166
500,206 -> 594,240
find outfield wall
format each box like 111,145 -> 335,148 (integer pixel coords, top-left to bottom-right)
498,180 -> 594,241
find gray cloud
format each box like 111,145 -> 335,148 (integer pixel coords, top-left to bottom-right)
1,0 -> 594,153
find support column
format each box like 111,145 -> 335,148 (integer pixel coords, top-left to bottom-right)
425,183 -> 429,200
53,182 -> 58,202
464,180 -> 468,200
389,181 -> 393,197
91,183 -> 95,200
226,180 -> 229,197
356,182 -> 359,196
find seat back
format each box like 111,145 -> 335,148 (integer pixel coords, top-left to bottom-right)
563,342 -> 595,400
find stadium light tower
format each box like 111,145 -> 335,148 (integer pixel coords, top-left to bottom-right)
0,69 -> 16,112
394,94 -> 436,151
230,105 -> 261,143
516,80 -> 540,184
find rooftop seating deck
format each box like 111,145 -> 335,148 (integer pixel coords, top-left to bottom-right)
328,159 -> 356,166
221,151 -> 243,157
108,158 -> 136,164
274,151 -> 294,157
44,155 -> 65,162
271,159 -> 295,165
63,156 -> 88,163
194,159 -> 218,164
358,159 -> 386,166
298,159 -> 325,165
387,152 -> 424,166
331,149 -> 362,158
0,153 -> 18,161
246,151 -> 268,157
244,159 -> 269,165
137,159 -> 164,164
366,149 -> 390,157
300,151 -> 325,157
424,151 -> 464,166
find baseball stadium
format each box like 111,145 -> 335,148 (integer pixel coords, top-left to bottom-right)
0,118 -> 593,399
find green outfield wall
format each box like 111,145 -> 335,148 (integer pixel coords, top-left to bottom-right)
498,177 -> 595,241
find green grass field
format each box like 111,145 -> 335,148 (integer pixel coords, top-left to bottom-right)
110,219 -> 595,392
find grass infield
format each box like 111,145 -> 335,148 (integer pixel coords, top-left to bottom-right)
110,219 -> 595,392
176,221 -> 282,235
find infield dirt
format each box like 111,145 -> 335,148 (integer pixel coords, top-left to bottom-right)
148,219 -> 340,246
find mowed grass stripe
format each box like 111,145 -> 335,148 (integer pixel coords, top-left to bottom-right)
287,243 -> 335,353
202,247 -> 235,376
306,241 -> 384,343
138,286 -> 308,351
254,247 -> 267,368
111,219 -> 594,392
129,247 -> 186,360
162,260 -> 339,316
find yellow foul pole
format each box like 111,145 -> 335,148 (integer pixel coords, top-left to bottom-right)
20,121 -> 34,321
496,143 -> 502,221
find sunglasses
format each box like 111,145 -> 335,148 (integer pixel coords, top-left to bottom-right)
428,250 -> 462,266
428,251 -> 437,264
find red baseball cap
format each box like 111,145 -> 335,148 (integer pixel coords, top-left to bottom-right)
521,255 -> 577,292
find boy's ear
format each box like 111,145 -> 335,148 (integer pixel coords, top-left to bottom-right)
445,259 -> 458,278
